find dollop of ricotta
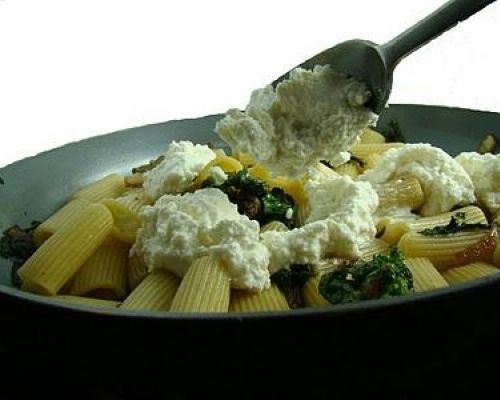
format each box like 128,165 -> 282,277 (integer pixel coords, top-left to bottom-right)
215,65 -> 376,177
455,152 -> 500,216
143,141 -> 216,200
360,144 -> 476,216
132,188 -> 270,290
261,175 -> 378,273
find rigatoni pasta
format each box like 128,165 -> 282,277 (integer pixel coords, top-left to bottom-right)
442,262 -> 499,284
72,173 -> 126,202
120,269 -> 180,311
17,203 -> 114,295
69,237 -> 129,300
405,257 -> 448,292
170,256 -> 231,313
230,284 -> 289,312
33,198 -> 91,245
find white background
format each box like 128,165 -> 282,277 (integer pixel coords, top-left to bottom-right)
1,0 -> 499,167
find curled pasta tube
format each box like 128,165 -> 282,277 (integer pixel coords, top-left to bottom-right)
375,177 -> 425,211
69,237 -> 129,300
303,276 -> 329,307
194,154 -> 243,186
442,262 -> 499,285
115,188 -> 153,213
127,254 -> 149,291
230,284 -> 289,313
120,269 -> 180,311
51,295 -> 120,309
405,257 -> 448,292
170,255 -> 231,313
378,206 -> 488,245
358,128 -> 386,144
18,203 -> 114,296
33,198 -> 91,246
72,173 -> 126,202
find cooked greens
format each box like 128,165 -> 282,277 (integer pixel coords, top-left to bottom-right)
132,155 -> 166,174
379,119 -> 405,143
203,169 -> 295,227
318,248 -> 413,305
271,264 -> 314,308
0,221 -> 40,287
420,212 -> 490,236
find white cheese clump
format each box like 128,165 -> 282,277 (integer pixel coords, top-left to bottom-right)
360,143 -> 476,216
142,141 -> 216,200
455,152 -> 500,216
207,166 -> 228,186
132,188 -> 270,290
215,65 -> 376,177
261,175 -> 378,273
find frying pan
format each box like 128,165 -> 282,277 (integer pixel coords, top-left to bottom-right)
1,104 -> 499,397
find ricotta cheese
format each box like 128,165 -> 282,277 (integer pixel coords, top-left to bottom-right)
132,188 -> 270,290
455,152 -> 500,216
360,144 -> 476,216
261,175 -> 378,273
215,65 -> 376,177
142,141 -> 216,200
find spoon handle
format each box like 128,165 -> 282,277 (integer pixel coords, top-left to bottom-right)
381,0 -> 497,69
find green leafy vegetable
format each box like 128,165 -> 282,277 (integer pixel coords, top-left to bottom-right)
318,248 -> 413,305
204,169 -> 295,227
271,264 -> 314,308
132,155 -> 165,174
379,119 -> 405,143
420,212 -> 490,236
0,221 -> 40,287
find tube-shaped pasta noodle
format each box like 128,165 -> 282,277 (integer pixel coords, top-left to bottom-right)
72,174 -> 126,202
124,173 -> 144,188
33,198 -> 91,245
358,238 -> 390,260
398,229 -> 494,271
17,203 -> 113,295
249,164 -> 272,181
375,177 -> 425,211
101,198 -> 142,244
358,128 -> 386,144
127,254 -> 148,291
303,276 -> 329,307
229,284 -> 289,312
350,143 -> 403,161
442,262 -> 499,284
51,295 -> 120,309
405,257 -> 448,292
378,206 -> 488,245
69,237 -> 129,300
116,188 -> 153,213
260,221 -> 289,233
120,269 -> 180,311
170,255 -> 231,313
335,162 -> 359,179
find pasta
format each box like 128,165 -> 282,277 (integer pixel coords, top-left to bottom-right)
120,269 -> 180,311
378,206 -> 488,245
405,257 -> 448,292
33,198 -> 91,245
398,229 -> 494,271
72,173 -> 126,202
442,262 -> 499,284
229,284 -> 289,312
169,256 -> 231,313
69,237 -> 129,300
17,203 -> 114,295
4,115 -> 500,314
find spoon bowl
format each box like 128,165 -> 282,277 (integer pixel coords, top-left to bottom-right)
273,0 -> 496,113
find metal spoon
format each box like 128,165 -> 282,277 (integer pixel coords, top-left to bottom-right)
272,0 -> 497,113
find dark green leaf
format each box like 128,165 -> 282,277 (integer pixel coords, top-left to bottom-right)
420,212 -> 490,236
272,264 -> 314,308
379,119 -> 405,143
319,248 -> 413,305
